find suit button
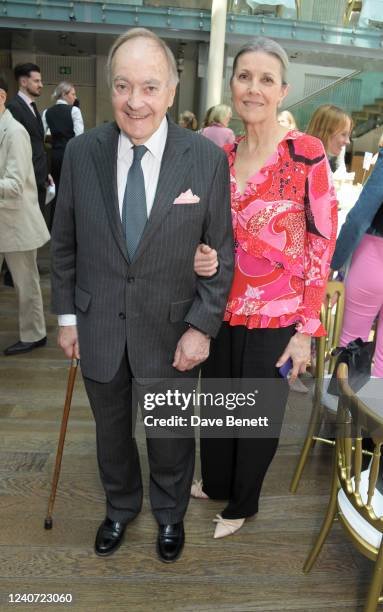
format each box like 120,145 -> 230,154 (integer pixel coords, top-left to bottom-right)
119,312 -> 126,320
127,277 -> 135,283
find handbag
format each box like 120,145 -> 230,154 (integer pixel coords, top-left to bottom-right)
327,337 -> 374,397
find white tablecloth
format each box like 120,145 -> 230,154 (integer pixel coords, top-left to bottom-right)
359,0 -> 383,27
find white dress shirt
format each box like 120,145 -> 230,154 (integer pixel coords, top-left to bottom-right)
42,99 -> 84,137
59,116 -> 168,326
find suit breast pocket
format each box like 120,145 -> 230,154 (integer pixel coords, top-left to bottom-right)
74,286 -> 91,313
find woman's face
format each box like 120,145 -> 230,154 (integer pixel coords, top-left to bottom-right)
64,88 -> 76,105
327,118 -> 351,156
278,111 -> 293,128
231,51 -> 288,126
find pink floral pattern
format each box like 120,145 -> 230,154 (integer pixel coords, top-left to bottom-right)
223,130 -> 338,336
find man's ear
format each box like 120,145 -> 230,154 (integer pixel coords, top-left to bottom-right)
167,84 -> 177,110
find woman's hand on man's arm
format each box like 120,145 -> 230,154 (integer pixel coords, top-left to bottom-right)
193,243 -> 219,276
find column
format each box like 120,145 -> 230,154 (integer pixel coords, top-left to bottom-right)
205,0 -> 228,109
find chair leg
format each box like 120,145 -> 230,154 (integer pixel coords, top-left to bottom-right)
290,398 -> 323,493
364,543 -> 383,612
290,433 -> 316,493
303,451 -> 338,573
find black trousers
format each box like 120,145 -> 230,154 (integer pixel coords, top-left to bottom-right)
200,322 -> 295,519
83,350 -> 196,525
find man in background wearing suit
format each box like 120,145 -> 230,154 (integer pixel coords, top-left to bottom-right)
51,28 -> 233,563
0,77 -> 49,356
7,63 -> 51,216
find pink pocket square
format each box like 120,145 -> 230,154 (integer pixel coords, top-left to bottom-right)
173,189 -> 200,204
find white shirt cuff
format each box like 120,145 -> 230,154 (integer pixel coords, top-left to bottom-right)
58,314 -> 77,326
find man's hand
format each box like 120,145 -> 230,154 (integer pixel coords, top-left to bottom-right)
173,327 -> 210,372
194,243 -> 218,277
58,325 -> 80,359
276,332 -> 311,383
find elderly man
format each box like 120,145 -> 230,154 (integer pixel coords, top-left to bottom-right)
51,28 -> 233,562
0,77 -> 49,355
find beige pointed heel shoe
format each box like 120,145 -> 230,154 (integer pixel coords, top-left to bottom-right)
213,514 -> 245,539
190,479 -> 209,499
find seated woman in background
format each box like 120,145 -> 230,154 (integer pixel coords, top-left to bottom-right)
178,110 -> 198,131
201,104 -> 235,147
331,146 -> 383,377
277,109 -> 297,130
193,37 -> 337,538
306,104 -> 352,174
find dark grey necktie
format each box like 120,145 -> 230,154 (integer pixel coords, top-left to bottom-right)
122,145 -> 148,260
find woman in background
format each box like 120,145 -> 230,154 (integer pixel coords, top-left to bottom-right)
199,106 -> 215,131
43,81 -> 84,228
277,109 -> 297,130
201,104 -> 235,147
193,37 -> 337,538
178,110 -> 198,131
306,104 -> 351,174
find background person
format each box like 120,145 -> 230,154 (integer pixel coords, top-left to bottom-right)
277,109 -> 297,129
193,37 -> 337,538
7,63 -> 51,216
331,146 -> 383,377
42,81 -> 84,229
201,104 -> 235,147
0,77 -> 49,356
306,104 -> 352,174
199,106 -> 215,131
178,110 -> 198,131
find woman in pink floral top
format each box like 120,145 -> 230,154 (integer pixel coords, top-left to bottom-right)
192,37 -> 337,539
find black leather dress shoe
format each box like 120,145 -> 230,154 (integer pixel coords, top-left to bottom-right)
157,522 -> 185,563
4,337 -> 47,356
95,517 -> 127,557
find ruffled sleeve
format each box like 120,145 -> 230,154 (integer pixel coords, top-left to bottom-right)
295,144 -> 338,336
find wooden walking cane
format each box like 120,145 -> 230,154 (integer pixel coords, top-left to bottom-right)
44,351 -> 79,529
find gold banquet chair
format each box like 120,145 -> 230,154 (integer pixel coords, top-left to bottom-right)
303,363 -> 383,612
290,280 -> 345,493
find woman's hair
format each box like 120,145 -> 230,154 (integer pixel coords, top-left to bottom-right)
277,110 -> 297,129
201,106 -> 215,128
52,81 -> 74,102
231,37 -> 289,85
208,104 -> 232,126
306,104 -> 352,153
179,110 -> 198,131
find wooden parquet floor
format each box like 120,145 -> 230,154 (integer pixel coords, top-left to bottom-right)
0,247 -> 371,611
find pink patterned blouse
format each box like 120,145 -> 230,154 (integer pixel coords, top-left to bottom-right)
223,130 -> 338,337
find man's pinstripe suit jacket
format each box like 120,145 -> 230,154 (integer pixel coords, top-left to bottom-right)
51,118 -> 234,383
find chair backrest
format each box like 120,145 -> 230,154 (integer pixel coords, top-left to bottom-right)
315,280 -> 345,382
336,362 -> 383,533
